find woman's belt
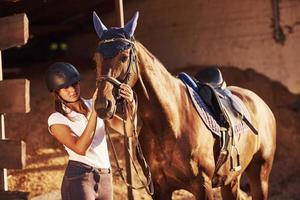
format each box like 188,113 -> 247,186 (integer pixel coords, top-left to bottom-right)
68,160 -> 111,174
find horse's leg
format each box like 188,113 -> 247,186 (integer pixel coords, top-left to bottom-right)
245,151 -> 274,200
194,187 -> 213,200
220,174 -> 251,200
192,175 -> 214,200
151,181 -> 173,200
196,185 -> 214,200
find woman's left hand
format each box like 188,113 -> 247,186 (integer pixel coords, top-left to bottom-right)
119,84 -> 134,104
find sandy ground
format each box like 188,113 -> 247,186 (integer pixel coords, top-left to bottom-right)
4,59 -> 300,199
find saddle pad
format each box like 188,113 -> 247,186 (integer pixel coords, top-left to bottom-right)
185,84 -> 250,137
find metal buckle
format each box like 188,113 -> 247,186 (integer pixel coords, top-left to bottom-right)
97,168 -> 111,174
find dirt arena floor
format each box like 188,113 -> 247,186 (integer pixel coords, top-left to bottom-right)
4,58 -> 300,199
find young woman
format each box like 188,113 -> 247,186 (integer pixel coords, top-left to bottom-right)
45,62 -> 134,200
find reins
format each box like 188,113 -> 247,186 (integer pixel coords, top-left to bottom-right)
106,92 -> 154,195
96,39 -> 154,195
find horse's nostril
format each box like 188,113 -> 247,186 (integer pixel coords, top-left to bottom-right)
94,97 -> 115,119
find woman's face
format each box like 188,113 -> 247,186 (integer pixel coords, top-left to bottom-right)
57,82 -> 80,102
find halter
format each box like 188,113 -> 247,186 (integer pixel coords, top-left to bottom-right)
95,38 -> 154,195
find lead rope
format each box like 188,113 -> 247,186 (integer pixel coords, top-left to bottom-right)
106,92 -> 154,195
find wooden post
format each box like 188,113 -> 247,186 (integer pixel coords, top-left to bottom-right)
0,13 -> 29,198
124,137 -> 134,200
115,1 -> 134,199
115,0 -> 124,27
0,51 -> 8,191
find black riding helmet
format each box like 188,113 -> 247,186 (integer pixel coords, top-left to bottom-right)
45,62 -> 81,92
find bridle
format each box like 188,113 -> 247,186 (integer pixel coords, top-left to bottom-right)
96,47 -> 136,89
95,37 -> 138,120
96,37 -> 137,102
95,38 -> 154,195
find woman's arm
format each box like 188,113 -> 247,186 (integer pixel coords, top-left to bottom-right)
49,89 -> 99,155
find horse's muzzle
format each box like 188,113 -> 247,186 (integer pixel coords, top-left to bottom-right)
95,97 -> 116,119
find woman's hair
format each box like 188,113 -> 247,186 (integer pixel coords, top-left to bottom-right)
53,92 -> 86,122
54,92 -> 67,116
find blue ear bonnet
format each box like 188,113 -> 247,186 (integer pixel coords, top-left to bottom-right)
97,28 -> 133,59
93,11 -> 139,59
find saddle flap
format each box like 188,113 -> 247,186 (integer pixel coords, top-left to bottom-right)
184,83 -> 250,137
218,90 -> 252,134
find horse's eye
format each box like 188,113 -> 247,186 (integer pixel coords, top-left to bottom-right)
121,55 -> 128,63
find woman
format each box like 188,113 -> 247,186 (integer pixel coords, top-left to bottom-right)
45,62 -> 134,200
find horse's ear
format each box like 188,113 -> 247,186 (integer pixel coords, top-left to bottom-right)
124,11 -> 139,38
93,11 -> 108,39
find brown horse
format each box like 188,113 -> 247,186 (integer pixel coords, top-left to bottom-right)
92,11 -> 276,200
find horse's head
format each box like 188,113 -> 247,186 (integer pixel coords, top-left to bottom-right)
93,11 -> 139,119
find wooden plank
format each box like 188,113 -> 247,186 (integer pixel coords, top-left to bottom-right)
0,79 -> 30,114
0,139 -> 26,169
0,13 -> 29,50
0,190 -> 29,200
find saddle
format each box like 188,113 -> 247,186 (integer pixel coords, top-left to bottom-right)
178,68 -> 255,132
178,68 -> 258,187
195,68 -> 227,126
178,68 -> 232,128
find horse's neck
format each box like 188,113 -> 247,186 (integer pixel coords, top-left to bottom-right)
134,42 -> 182,123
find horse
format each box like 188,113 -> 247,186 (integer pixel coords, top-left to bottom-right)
92,11 -> 276,200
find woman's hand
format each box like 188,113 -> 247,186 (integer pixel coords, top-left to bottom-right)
119,84 -> 134,105
105,84 -> 135,136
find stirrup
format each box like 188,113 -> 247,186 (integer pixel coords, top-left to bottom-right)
230,145 -> 241,172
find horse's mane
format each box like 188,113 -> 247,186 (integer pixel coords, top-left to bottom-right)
134,41 -> 174,80
134,41 -> 156,61
133,41 -> 186,133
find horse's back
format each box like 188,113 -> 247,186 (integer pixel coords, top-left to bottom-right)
229,86 -> 276,160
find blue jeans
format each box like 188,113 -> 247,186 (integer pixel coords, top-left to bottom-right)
61,160 -> 113,200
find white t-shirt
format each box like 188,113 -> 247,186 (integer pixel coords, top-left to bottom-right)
48,98 -> 110,168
